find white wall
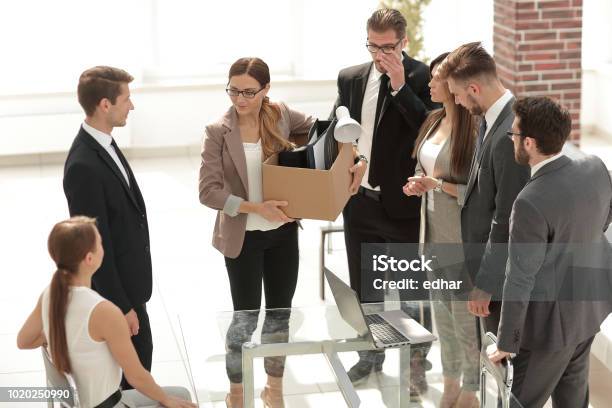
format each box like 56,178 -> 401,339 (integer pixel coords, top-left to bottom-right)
0,80 -> 338,155
421,0 -> 494,58
3,0 -> 611,157
581,0 -> 612,137
582,66 -> 612,136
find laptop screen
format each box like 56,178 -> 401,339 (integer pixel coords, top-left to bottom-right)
324,268 -> 371,338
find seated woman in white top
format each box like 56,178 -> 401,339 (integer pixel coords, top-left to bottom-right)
17,216 -> 195,408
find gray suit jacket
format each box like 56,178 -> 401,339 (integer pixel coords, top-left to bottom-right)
498,155 -> 612,353
461,97 -> 531,298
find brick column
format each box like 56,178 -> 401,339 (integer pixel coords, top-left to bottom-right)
494,0 -> 583,142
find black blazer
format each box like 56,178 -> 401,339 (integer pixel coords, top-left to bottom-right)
63,127 -> 152,314
331,52 -> 438,219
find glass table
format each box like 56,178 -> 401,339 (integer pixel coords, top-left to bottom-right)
174,301 -> 524,407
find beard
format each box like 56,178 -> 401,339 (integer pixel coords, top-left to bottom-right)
514,140 -> 530,165
466,94 -> 484,116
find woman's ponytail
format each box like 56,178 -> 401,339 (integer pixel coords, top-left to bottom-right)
49,267 -> 71,373
46,216 -> 98,374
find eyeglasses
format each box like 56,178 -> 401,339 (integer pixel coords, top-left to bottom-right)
225,87 -> 265,99
365,39 -> 402,55
506,131 -> 524,140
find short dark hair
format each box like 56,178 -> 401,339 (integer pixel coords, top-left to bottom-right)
367,8 -> 407,40
438,42 -> 497,82
77,66 -> 133,116
513,97 -> 571,155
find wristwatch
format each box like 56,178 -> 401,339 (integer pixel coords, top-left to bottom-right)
434,178 -> 443,193
354,154 -> 368,165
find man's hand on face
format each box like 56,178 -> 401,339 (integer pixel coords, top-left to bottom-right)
379,52 -> 405,92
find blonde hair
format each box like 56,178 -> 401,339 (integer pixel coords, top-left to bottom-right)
228,57 -> 294,158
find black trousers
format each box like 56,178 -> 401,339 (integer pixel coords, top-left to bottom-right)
510,336 -> 594,408
121,303 -> 153,389
224,222 -> 299,384
343,193 -> 432,362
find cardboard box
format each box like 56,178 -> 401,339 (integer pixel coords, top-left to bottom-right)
262,142 -> 353,221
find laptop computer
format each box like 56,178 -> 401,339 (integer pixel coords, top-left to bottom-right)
324,268 -> 436,348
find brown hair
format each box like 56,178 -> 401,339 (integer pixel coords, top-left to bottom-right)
47,216 -> 98,374
228,57 -> 293,158
367,8 -> 407,40
438,42 -> 497,83
513,97 -> 571,155
413,52 -> 476,175
78,66 -> 134,117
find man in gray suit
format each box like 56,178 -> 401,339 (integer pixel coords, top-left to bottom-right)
441,42 -> 530,332
489,97 -> 612,407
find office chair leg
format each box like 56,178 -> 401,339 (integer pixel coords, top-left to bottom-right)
480,366 -> 487,408
319,231 -> 325,300
326,221 -> 333,254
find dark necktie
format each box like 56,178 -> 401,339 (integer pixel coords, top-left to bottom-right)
368,74 -> 390,188
475,118 -> 487,158
110,139 -> 134,189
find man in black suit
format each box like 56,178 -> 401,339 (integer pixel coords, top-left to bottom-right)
331,9 -> 438,391
63,66 -> 153,389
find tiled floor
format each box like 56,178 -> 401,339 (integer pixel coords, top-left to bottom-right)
2,132 -> 612,407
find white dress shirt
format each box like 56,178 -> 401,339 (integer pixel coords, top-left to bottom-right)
530,152 -> 565,177
359,67 -> 384,191
358,61 -> 404,191
82,121 -> 130,186
243,141 -> 283,231
483,89 -> 514,141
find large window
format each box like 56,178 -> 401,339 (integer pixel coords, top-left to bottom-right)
0,0 -> 375,96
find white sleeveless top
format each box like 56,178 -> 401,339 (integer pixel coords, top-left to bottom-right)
41,286 -> 122,407
419,138 -> 444,212
243,141 -> 283,231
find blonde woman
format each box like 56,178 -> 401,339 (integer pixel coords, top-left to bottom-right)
199,57 -> 314,408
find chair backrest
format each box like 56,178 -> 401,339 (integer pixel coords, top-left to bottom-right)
41,347 -> 79,407
481,331 -> 514,390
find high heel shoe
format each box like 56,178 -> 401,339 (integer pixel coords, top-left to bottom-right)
260,375 -> 284,408
225,382 -> 243,408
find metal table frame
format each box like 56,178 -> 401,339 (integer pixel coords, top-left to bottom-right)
241,338 -> 413,408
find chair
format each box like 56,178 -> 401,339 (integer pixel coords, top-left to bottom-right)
41,347 -> 80,407
319,223 -> 344,300
480,331 -> 514,408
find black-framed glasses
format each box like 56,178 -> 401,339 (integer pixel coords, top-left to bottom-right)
365,39 -> 402,54
506,131 -> 524,140
225,87 -> 265,99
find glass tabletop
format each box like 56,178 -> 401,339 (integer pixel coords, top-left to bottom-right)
171,301 -> 524,407
216,301 -> 431,349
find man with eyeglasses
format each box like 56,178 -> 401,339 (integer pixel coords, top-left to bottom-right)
488,96 -> 612,408
330,8 -> 438,394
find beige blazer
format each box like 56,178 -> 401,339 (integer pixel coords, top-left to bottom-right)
199,102 -> 314,258
413,116 -> 472,281
414,116 -> 470,244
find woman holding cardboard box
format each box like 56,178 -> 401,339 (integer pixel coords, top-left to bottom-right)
199,57 -> 314,408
